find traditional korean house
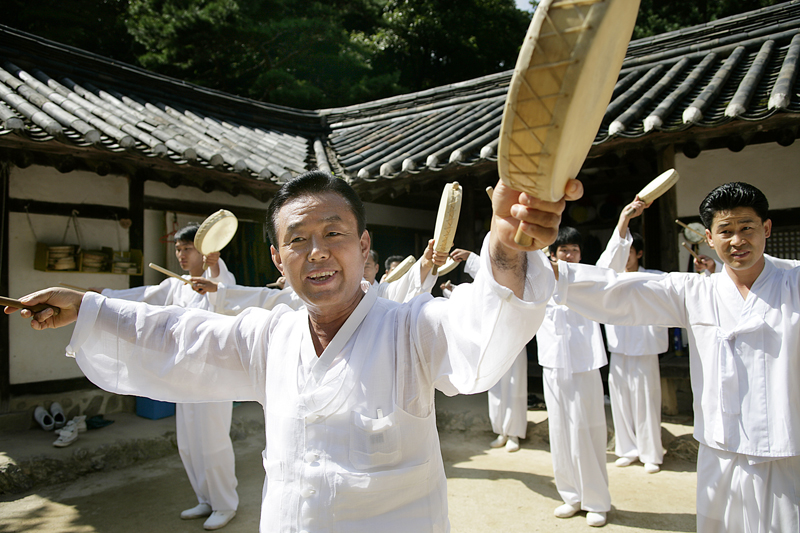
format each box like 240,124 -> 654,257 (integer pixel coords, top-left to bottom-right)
1,1 -> 800,420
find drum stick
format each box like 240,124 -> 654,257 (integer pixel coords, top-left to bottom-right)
266,282 -> 282,288
675,219 -> 704,239
486,186 -> 494,200
0,296 -> 60,316
681,242 -> 701,261
148,263 -> 190,284
59,283 -> 88,292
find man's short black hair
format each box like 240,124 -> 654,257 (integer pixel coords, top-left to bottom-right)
368,250 -> 379,264
385,255 -> 404,271
174,223 -> 200,243
699,182 -> 769,230
266,170 -> 367,246
549,226 -> 583,255
631,232 -> 644,254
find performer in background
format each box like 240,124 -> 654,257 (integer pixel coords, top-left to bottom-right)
10,170 -> 583,533
450,247 -> 527,453
596,197 -> 667,474
96,223 -> 238,531
536,226 -> 620,527
552,182 -> 799,533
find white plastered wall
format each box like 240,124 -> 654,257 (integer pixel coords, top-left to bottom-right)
673,141 -> 800,270
8,169 -> 273,385
9,167 -> 131,384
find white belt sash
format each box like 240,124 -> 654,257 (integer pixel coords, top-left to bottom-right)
714,315 -> 764,444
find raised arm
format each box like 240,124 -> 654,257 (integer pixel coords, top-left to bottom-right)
488,179 -> 582,298
555,261 -> 689,329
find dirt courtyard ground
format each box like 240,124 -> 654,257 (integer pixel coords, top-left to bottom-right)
0,403 -> 697,532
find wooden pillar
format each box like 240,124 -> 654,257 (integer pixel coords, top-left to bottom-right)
461,181 -> 476,254
129,175 -> 145,288
644,145 -> 679,272
0,161 -> 9,411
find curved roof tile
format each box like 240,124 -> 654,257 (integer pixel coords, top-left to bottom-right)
3,0 -> 800,199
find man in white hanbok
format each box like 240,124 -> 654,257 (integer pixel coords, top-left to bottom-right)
596,198 -> 668,474
537,226 -> 621,527
552,182 -> 799,533
450,248 -> 527,453
12,170 -> 583,533
97,224 -> 239,530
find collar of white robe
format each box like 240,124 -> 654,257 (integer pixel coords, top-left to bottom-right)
309,283 -> 379,384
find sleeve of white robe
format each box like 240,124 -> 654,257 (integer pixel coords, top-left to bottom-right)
213,284 -> 304,315
463,251 -> 481,278
596,229 -> 632,272
554,261 -> 689,329
405,235 -> 554,396
379,256 -> 436,303
766,254 -> 800,270
101,278 -> 180,305
66,293 -> 285,404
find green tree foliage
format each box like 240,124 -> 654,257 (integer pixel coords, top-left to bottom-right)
124,0 -> 397,108
633,0 -> 786,39
5,0 -> 135,62
360,0 -> 530,93
4,0 -> 793,108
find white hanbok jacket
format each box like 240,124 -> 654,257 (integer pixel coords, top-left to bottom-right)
66,238 -> 554,532
555,259 -> 800,459
596,231 -> 669,356
536,244 -> 625,373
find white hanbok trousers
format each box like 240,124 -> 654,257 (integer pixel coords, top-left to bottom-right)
697,444 -> 799,533
543,367 -> 610,512
176,402 -> 239,512
608,352 -> 663,464
488,348 -> 528,439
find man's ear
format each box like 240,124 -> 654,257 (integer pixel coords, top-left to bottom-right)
705,229 -> 715,249
764,219 -> 772,239
270,245 -> 284,274
360,230 -> 371,259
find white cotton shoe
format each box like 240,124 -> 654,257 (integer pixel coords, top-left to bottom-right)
49,402 -> 66,429
34,406 -> 55,431
644,462 -> 661,474
615,456 -> 635,467
489,435 -> 508,448
505,436 -> 520,452
204,510 -> 236,530
586,511 -> 607,527
71,415 -> 87,433
181,503 -> 212,520
554,502 -> 581,518
52,422 -> 78,447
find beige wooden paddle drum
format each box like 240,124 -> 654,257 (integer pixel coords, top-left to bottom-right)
431,182 -> 463,275
384,255 -> 416,283
498,0 -> 641,245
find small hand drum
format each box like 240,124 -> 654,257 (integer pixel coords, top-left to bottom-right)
431,182 -> 463,275
384,255 -> 416,283
437,257 -> 460,276
498,0 -> 641,245
194,210 -> 238,267
637,169 -> 680,205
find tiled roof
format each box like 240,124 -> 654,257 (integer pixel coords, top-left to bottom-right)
324,0 -> 800,190
2,1 -> 800,202
0,25 -> 321,200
